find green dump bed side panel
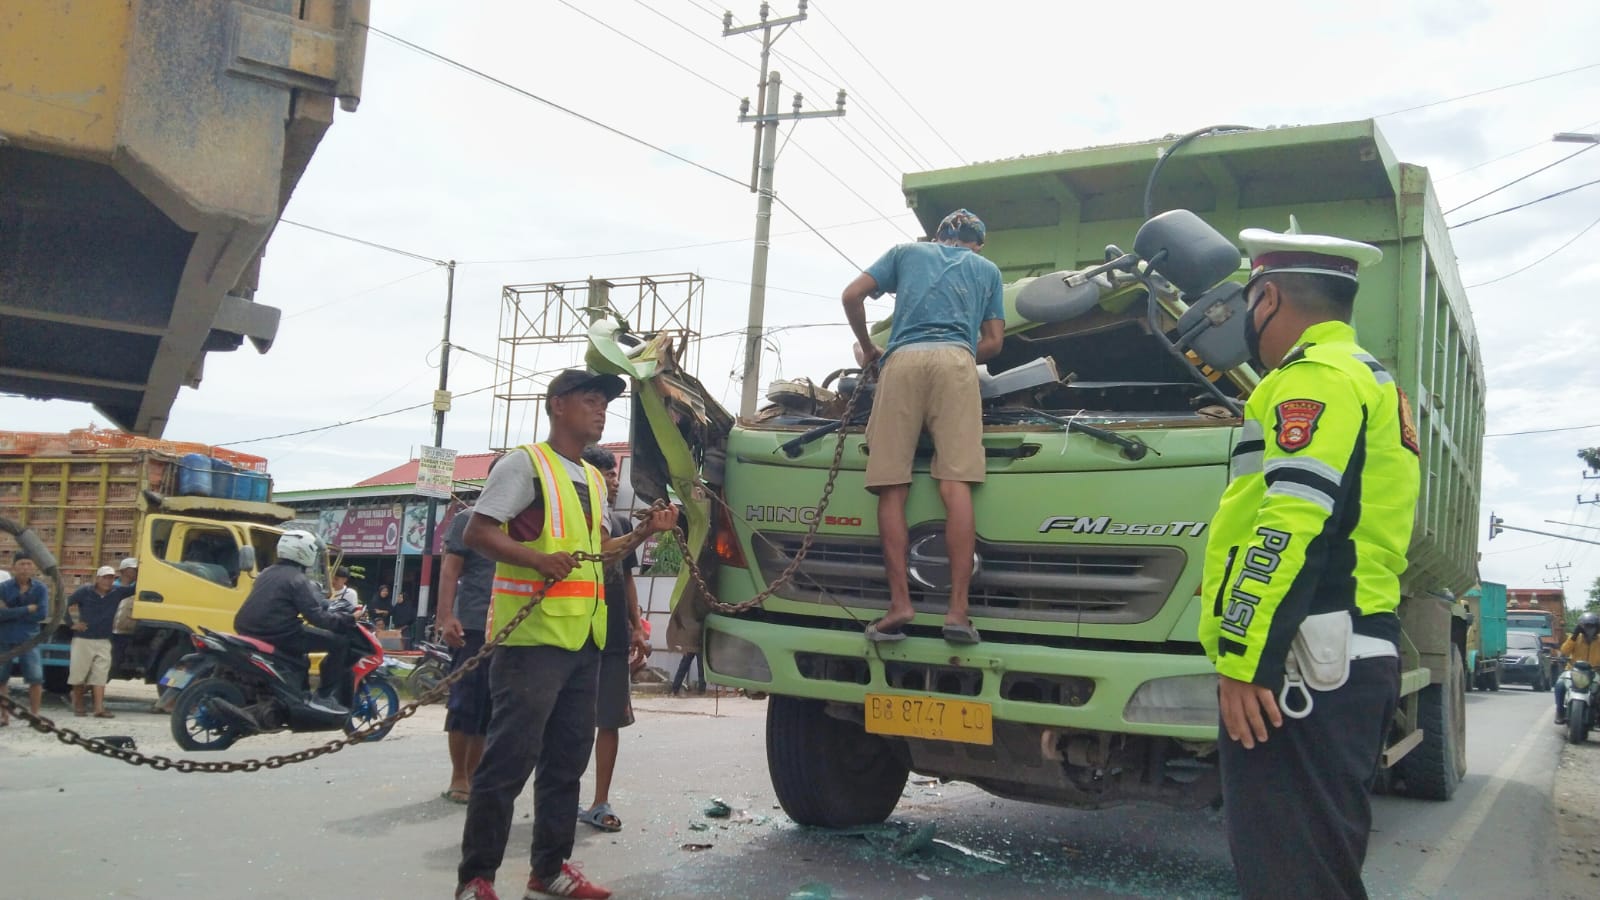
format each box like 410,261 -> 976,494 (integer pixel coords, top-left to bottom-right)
902,120 -> 1484,596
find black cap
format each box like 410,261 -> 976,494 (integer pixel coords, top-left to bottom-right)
548,369 -> 626,402
335,566 -> 351,578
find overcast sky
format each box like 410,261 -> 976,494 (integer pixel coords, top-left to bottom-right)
7,0 -> 1600,606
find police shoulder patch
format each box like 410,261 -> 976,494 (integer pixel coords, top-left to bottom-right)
1274,399 -> 1325,452
1398,388 -> 1420,455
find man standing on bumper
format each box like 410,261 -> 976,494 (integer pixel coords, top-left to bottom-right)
1199,222 -> 1418,900
842,209 -> 1005,646
455,369 -> 676,900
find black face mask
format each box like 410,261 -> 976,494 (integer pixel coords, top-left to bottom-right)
1243,290 -> 1280,369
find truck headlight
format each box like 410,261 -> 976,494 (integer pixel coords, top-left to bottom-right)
1124,674 -> 1218,727
705,628 -> 772,683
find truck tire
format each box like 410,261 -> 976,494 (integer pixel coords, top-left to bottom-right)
1396,646 -> 1466,801
766,696 -> 908,827
1569,699 -> 1590,745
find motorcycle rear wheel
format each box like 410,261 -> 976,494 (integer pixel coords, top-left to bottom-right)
171,678 -> 247,751
345,676 -> 401,742
408,660 -> 447,698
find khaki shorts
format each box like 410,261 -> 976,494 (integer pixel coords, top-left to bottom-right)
69,637 -> 113,686
865,344 -> 985,488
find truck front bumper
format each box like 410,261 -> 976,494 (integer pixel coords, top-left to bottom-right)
702,614 -> 1221,742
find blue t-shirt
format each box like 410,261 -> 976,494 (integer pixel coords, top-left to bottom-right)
0,578 -> 49,645
864,242 -> 1005,357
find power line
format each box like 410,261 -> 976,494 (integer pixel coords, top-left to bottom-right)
1375,60 -> 1600,118
562,1 -> 910,234
1486,422 -> 1600,438
1444,143 -> 1597,215
279,218 -> 446,265
773,37 -> 935,172
1449,177 -> 1600,228
284,265 -> 441,320
788,141 -> 916,238
557,0 -> 739,100
1466,211 -> 1600,288
363,24 -> 747,190
1439,118 -> 1600,181
457,216 -> 887,265
808,1 -> 964,165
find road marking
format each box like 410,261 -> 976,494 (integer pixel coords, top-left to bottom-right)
1408,714 -> 1547,897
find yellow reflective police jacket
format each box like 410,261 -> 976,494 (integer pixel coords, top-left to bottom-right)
1200,320 -> 1421,686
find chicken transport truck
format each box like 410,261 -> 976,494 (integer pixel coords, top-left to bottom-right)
0,447 -> 320,693
590,119 -> 1483,824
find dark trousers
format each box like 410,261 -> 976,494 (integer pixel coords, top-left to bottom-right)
458,642 -> 600,886
672,652 -> 704,693
272,625 -> 350,699
1220,656 -> 1399,900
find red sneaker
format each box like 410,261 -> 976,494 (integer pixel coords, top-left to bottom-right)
456,877 -> 499,900
524,863 -> 611,899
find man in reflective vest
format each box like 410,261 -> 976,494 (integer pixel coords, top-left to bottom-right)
1199,220 -> 1419,900
455,369 -> 677,900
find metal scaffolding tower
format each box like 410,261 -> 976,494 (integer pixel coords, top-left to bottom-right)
491,273 -> 704,449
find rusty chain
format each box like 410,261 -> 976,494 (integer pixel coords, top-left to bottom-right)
0,363 -> 874,767
0,538 -> 622,773
663,365 -> 876,616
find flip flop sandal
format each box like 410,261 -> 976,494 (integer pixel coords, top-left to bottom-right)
579,802 -> 623,832
865,619 -> 909,643
440,789 -> 470,805
94,711 -> 116,718
941,622 -> 981,645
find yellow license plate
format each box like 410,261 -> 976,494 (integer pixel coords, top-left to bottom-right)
864,693 -> 993,745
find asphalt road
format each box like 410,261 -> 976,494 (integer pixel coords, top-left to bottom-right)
0,681 -> 1571,899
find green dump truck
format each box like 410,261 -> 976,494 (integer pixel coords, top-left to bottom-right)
592,119 -> 1483,822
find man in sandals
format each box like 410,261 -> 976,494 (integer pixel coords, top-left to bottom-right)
577,445 -> 646,835
842,208 -> 1006,646
68,566 -> 120,717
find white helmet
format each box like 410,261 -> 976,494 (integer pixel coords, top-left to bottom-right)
276,530 -> 320,568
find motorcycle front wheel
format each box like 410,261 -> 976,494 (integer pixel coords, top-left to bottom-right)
171,678 -> 247,751
345,676 -> 401,742
1568,698 -> 1590,744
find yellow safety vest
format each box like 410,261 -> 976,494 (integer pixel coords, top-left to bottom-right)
487,443 -> 608,651
1200,320 -> 1421,686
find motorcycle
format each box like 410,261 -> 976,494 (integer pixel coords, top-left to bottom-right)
1561,660 -> 1596,744
165,615 -> 400,751
406,637 -> 453,697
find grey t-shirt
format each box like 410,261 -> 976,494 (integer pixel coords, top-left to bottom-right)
442,507 -> 496,631
473,448 -> 592,524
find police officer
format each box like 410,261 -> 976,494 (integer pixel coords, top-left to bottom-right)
1199,220 -> 1418,900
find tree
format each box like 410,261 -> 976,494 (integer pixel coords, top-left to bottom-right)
1586,576 -> 1600,616
1580,447 -> 1600,474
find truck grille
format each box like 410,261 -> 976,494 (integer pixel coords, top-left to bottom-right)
753,533 -> 1186,624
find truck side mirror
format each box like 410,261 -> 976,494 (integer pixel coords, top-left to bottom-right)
238,546 -> 257,573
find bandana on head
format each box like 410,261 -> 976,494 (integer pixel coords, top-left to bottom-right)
936,208 -> 986,244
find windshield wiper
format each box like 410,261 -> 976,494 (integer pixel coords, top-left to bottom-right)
1010,407 -> 1155,461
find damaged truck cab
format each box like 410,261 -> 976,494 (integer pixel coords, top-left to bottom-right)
592,120 -> 1482,824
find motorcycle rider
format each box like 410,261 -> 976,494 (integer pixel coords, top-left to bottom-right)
1554,611 -> 1600,725
234,530 -> 355,715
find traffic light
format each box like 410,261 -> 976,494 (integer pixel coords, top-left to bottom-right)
1488,512 -> 1504,541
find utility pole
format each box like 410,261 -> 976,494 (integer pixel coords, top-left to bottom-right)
1545,562 -> 1572,592
415,260 -> 456,642
724,1 -> 845,418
